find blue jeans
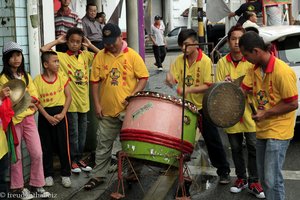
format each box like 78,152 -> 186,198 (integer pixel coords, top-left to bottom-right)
256,139 -> 290,200
68,112 -> 88,162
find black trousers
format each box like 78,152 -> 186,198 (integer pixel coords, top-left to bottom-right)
152,45 -> 166,68
38,106 -> 71,177
198,109 -> 231,176
0,153 -> 8,199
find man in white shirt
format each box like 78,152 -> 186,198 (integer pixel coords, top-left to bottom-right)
150,15 -> 167,71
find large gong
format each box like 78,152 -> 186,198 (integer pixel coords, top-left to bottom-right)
203,82 -> 245,128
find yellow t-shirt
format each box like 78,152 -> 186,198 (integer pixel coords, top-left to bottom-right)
0,74 -> 38,124
33,73 -> 69,108
56,50 -> 94,112
242,55 -> 298,140
170,49 -> 213,110
90,47 -> 149,117
216,54 -> 256,133
0,126 -> 8,159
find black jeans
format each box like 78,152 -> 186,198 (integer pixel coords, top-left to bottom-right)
199,110 -> 230,176
152,45 -> 166,68
0,153 -> 9,200
227,132 -> 258,183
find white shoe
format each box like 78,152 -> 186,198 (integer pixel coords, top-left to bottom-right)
20,188 -> 34,200
158,67 -> 163,71
61,176 -> 72,188
45,176 -> 54,187
31,187 -> 51,198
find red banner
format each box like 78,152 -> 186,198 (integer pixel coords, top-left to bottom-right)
263,0 -> 292,6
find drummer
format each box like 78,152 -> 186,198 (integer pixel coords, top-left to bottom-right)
215,25 -> 265,199
166,29 -> 231,184
84,23 -> 149,190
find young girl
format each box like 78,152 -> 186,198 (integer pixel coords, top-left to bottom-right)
0,42 -> 50,199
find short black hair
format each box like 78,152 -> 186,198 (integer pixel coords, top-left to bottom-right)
239,31 -> 268,52
86,3 -> 97,11
96,12 -> 106,19
244,26 -> 259,34
66,27 -> 84,41
41,51 -> 57,68
177,29 -> 198,47
227,25 -> 245,39
245,11 -> 256,20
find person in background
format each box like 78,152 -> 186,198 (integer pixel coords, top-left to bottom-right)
150,15 -> 167,71
82,3 -> 104,50
34,51 -> 72,188
242,11 -> 260,29
55,0 -> 82,52
228,0 -> 262,25
265,3 -> 283,26
40,28 -> 99,175
84,23 -> 149,190
240,31 -> 298,200
1,41 -> 51,199
216,25 -> 265,199
96,12 -> 106,30
166,29 -> 231,185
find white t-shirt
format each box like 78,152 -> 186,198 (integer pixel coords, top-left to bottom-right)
151,23 -> 165,46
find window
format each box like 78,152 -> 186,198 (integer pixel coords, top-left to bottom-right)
277,35 -> 300,66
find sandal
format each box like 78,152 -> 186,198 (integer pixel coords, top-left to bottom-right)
84,177 -> 104,190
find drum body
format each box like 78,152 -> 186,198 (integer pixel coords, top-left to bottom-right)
121,91 -> 198,167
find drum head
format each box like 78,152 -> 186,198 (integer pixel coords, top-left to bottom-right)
203,82 -> 245,128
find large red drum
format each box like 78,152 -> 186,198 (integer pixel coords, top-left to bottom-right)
120,91 -> 198,167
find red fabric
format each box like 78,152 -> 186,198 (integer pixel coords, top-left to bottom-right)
0,98 -> 14,132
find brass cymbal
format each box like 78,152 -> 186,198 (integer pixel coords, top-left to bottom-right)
13,92 -> 31,116
2,79 -> 26,106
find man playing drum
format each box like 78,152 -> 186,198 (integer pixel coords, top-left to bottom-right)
240,31 -> 298,200
84,23 -> 149,190
215,25 -> 265,199
166,29 -> 231,184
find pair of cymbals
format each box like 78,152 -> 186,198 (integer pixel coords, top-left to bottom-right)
1,79 -> 31,116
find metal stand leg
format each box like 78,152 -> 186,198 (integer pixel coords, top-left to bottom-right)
111,151 -> 126,199
176,153 -> 192,200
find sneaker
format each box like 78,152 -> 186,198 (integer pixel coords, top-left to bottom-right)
31,187 -> 51,198
78,160 -> 92,172
71,162 -> 82,173
61,176 -> 72,188
230,178 -> 248,193
45,176 -> 54,187
158,67 -> 163,71
248,182 -> 265,199
219,173 -> 231,184
12,188 -> 34,200
154,62 -> 158,67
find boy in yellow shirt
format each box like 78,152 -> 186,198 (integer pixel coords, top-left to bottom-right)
216,25 -> 264,198
166,29 -> 231,184
41,28 -> 99,173
34,51 -> 72,188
